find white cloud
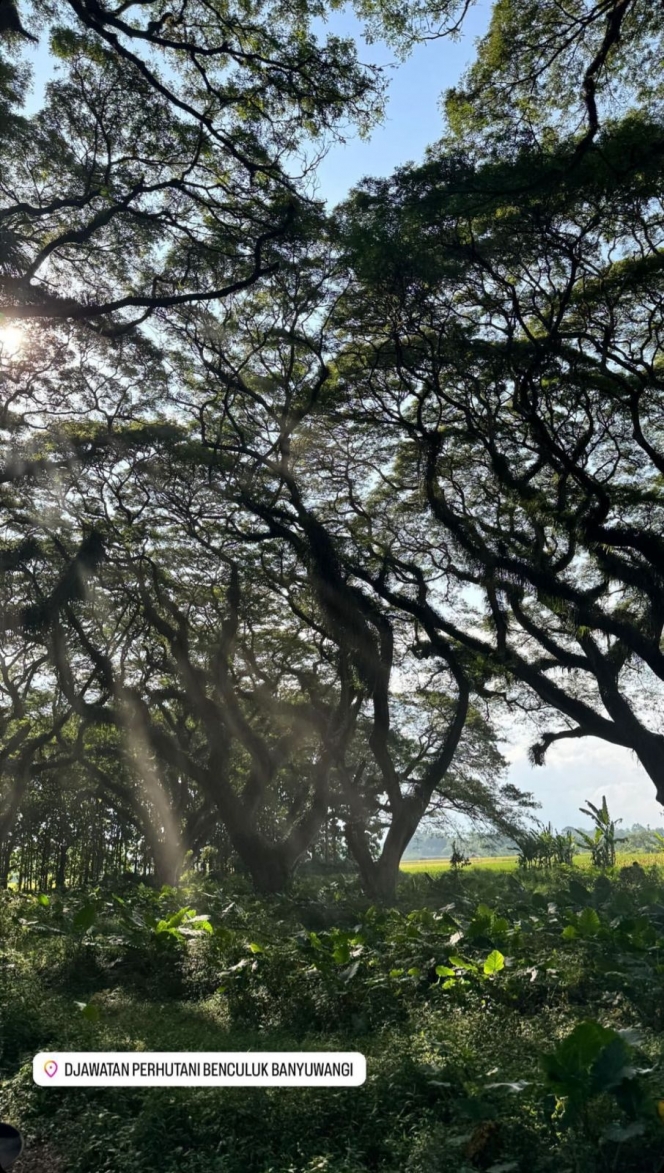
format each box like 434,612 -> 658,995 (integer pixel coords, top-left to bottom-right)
505,735 -> 663,829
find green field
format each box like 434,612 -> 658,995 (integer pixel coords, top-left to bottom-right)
401,850 -> 664,873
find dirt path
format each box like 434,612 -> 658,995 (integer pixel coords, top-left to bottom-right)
13,1145 -> 63,1172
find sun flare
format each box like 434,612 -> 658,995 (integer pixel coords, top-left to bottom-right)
0,324 -> 25,357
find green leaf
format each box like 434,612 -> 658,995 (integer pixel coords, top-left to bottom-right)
248,942 -> 264,954
37,894 -> 50,907
74,1001 -> 100,1022
448,954 -> 478,972
332,942 -> 351,965
164,907 -> 193,929
72,903 -> 96,933
540,1020 -> 633,1107
181,915 -> 213,935
483,950 -> 505,975
578,907 -> 601,937
590,1036 -> 635,1094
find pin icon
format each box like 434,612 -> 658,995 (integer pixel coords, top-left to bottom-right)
43,1060 -> 58,1078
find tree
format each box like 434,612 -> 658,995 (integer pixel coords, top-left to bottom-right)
0,0 -> 382,330
17,358 -> 364,892
332,4 -> 664,808
0,498 -> 114,885
132,256 -> 533,898
0,235 -> 537,898
0,0 -> 424,891
0,648 -> 75,886
7,0 -> 618,896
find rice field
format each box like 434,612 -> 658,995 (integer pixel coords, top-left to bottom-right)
400,850 -> 664,874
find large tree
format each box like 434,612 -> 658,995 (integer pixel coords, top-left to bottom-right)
10,0 -> 637,894
0,243 -> 533,897
132,257 -> 532,898
331,1 -> 664,802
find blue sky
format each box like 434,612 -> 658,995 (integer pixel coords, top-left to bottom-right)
504,734 -> 661,833
314,1 -> 492,207
22,1 -> 663,831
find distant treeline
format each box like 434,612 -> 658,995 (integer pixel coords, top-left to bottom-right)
404,826 -> 664,860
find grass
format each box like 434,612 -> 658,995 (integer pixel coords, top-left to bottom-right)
400,849 -> 664,874
402,854 -> 520,873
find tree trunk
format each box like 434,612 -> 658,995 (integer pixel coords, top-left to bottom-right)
150,837 -> 187,888
345,797 -> 432,904
55,844 -> 68,890
348,839 -> 402,903
345,822 -> 407,904
630,729 -> 664,807
245,844 -> 294,895
0,840 -> 11,889
209,753 -> 331,895
343,657 -> 470,903
0,767 -> 30,881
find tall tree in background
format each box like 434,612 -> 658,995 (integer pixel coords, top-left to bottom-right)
0,245 -> 532,897
133,256 -> 532,898
0,322 -> 364,891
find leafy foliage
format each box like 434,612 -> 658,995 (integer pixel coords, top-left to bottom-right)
578,798 -> 624,870
517,825 -> 576,870
3,866 -> 664,1171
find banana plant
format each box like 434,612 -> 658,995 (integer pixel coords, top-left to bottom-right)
578,797 -> 624,868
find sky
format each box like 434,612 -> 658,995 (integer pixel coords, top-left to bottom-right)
313,2 -> 492,207
504,735 -> 661,833
20,1 -> 663,832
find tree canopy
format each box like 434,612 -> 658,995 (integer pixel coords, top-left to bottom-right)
1,0 -> 660,899
334,5 -> 664,806
1,0 -> 381,327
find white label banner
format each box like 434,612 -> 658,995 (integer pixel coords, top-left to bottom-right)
33,1052 -> 366,1087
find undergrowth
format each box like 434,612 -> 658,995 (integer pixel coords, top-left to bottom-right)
2,866 -> 664,1172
